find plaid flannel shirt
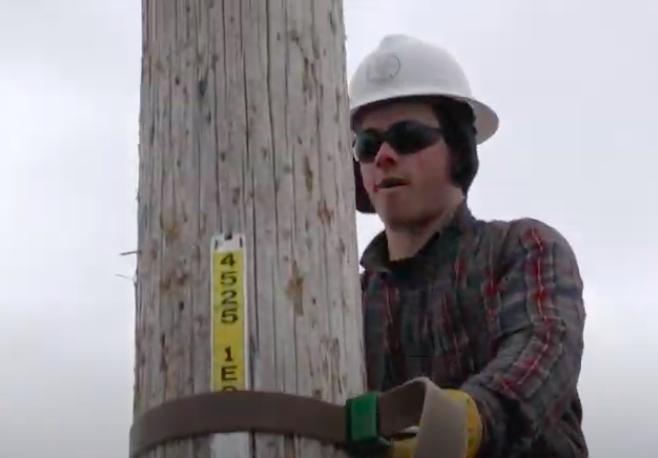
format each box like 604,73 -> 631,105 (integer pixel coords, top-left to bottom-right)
361,202 -> 587,457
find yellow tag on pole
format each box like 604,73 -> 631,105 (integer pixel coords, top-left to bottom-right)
211,234 -> 248,392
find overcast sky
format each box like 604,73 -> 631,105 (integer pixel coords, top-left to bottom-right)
1,1 -> 657,457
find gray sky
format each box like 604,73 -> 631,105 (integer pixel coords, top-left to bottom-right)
1,1 -> 657,457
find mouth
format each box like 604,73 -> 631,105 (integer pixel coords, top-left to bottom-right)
375,177 -> 409,192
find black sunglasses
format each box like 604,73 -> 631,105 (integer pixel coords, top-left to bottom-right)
352,120 -> 444,163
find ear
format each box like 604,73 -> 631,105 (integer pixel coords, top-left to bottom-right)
353,160 -> 376,213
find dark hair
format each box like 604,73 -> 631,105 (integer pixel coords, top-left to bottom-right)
431,96 -> 479,194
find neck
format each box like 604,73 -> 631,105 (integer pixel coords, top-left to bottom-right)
386,190 -> 464,261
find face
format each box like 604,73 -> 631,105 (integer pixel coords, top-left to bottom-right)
354,100 -> 459,229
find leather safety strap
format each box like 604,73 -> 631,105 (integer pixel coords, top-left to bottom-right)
129,377 -> 467,458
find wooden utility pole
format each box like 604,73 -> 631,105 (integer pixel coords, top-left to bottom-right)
133,1 -> 364,457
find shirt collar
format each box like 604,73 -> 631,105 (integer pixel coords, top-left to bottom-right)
360,200 -> 477,275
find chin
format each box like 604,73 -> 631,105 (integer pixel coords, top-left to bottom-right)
377,204 -> 436,230
378,207 -> 421,229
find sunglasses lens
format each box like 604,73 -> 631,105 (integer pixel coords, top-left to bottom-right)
352,121 -> 442,162
353,131 -> 381,162
388,121 -> 440,155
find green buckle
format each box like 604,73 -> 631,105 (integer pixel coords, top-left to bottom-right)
345,393 -> 391,456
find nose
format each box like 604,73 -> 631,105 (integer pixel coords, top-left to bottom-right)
373,141 -> 399,169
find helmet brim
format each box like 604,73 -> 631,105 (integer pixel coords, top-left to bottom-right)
350,90 -> 499,145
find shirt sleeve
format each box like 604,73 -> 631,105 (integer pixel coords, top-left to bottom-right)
460,218 -> 586,456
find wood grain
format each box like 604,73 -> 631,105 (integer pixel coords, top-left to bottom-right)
134,1 -> 364,457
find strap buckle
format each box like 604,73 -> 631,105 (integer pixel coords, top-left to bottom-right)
345,393 -> 391,456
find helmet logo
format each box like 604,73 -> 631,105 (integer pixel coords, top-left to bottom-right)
366,52 -> 401,84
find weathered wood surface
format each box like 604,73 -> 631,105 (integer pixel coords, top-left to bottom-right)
133,0 -> 364,457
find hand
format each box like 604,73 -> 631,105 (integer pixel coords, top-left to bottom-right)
385,390 -> 482,458
385,436 -> 417,458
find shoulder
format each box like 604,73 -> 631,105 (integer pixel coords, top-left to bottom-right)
478,215 -> 576,255
477,216 -> 582,281
359,268 -> 375,291
513,218 -> 574,250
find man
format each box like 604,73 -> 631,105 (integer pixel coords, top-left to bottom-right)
350,35 -> 587,457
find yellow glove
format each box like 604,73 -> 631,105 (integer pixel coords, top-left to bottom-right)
385,390 -> 482,458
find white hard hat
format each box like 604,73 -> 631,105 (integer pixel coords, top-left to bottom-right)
348,34 -> 499,144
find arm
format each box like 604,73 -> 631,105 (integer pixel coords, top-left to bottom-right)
461,219 -> 586,456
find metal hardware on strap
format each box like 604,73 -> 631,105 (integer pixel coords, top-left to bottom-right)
345,393 -> 391,455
